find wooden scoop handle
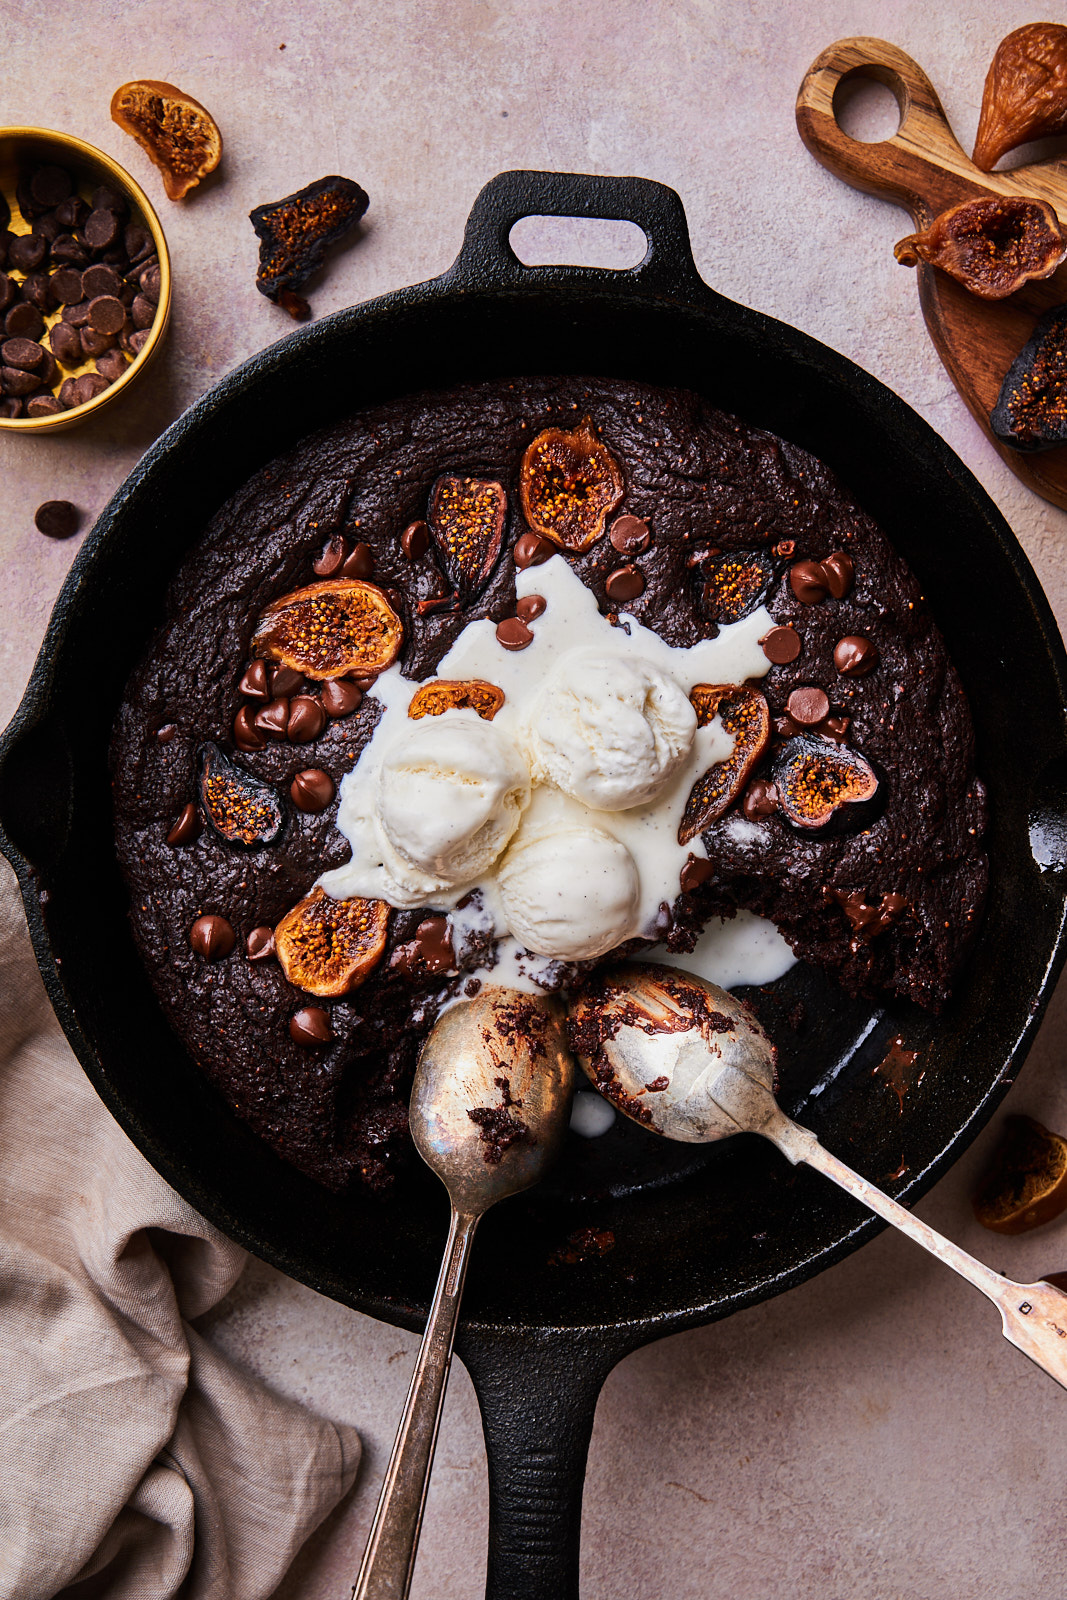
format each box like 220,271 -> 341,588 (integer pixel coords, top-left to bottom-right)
795,36 -> 981,225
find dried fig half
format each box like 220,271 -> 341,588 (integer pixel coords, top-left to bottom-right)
252,579 -> 402,680
110,80 -> 222,201
199,743 -> 283,848
520,416 -> 624,552
250,175 -> 369,303
275,885 -> 389,998
973,23 -> 1067,172
408,678 -> 505,721
772,736 -> 879,831
991,302 -> 1067,451
894,196 -> 1066,300
678,685 -> 770,844
701,552 -> 775,624
973,1114 -> 1067,1234
427,476 -> 506,600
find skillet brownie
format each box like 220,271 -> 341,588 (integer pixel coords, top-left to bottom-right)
111,376 -> 987,1191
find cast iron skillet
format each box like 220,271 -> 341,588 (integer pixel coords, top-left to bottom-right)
3,171 -> 1067,1598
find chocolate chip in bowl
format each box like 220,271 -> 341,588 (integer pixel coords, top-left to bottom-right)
0,126 -> 171,432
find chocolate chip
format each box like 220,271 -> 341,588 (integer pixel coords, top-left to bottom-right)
390,914 -> 456,977
155,723 -> 178,744
95,349 -> 129,383
609,514 -> 651,554
341,541 -> 374,579
290,767 -> 335,811
131,294 -> 155,331
25,394 -> 61,418
48,321 -> 81,365
124,224 -> 153,263
0,397 -> 21,418
83,209 -> 120,251
515,593 -> 546,622
19,272 -> 56,313
190,913 -> 235,960
80,325 -> 115,358
513,531 -> 555,568
35,214 -> 60,244
8,234 -> 46,273
760,625 -> 802,664
81,262 -> 122,299
679,855 -> 715,892
821,551 -> 854,599
350,674 -> 378,692
127,328 -> 151,355
54,196 -> 88,231
0,274 -> 15,313
270,665 -> 306,697
56,378 -> 80,410
786,686 -> 830,726
287,696 -> 326,743
833,635 -> 879,677
61,299 -> 91,327
789,559 -> 830,605
92,184 -> 127,215
74,372 -> 109,404
2,365 -> 40,397
166,803 -> 201,846
496,616 -> 533,651
741,778 -> 778,819
313,534 -> 347,576
233,705 -> 267,750
2,337 -> 45,371
321,678 -> 363,717
400,519 -> 429,559
140,264 -> 161,305
246,926 -> 276,961
254,697 -> 290,739
50,233 -> 88,268
88,294 -> 126,334
290,1006 -> 333,1045
5,302 -> 43,339
30,165 -> 72,208
239,660 -> 271,700
604,564 -> 646,603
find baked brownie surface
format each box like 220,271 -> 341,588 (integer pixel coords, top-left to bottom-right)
110,376 -> 987,1192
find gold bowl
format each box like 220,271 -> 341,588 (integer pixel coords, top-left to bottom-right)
0,126 -> 171,434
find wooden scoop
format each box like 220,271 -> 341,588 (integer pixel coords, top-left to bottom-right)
796,35 -> 1067,510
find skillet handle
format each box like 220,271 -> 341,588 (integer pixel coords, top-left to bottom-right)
447,168 -> 712,300
458,1326 -> 630,1600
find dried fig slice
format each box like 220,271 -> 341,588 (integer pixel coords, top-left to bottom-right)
408,678 -> 505,721
252,579 -> 402,680
275,885 -> 389,997
772,736 -> 879,831
110,80 -> 222,201
894,196 -> 1066,300
973,23 -> 1067,172
973,1114 -> 1067,1234
427,476 -> 506,600
991,302 -> 1067,451
199,743 -> 283,848
701,552 -> 775,624
519,416 -> 624,552
250,175 -> 368,303
678,685 -> 770,845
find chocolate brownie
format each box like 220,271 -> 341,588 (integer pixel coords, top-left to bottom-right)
110,376 -> 987,1192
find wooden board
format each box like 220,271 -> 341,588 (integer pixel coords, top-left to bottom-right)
796,36 -> 1067,511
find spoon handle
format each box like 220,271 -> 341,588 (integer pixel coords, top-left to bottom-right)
765,1110 -> 1067,1392
354,1206 -> 481,1600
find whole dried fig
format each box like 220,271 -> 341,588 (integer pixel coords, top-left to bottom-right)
973,23 -> 1067,172
894,196 -> 1066,300
111,80 -> 222,201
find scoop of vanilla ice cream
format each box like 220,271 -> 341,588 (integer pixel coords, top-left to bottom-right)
495,823 -> 640,960
376,710 -> 530,892
523,650 -> 696,811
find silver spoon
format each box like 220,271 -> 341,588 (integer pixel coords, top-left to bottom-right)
569,961 -> 1067,1392
354,987 -> 574,1600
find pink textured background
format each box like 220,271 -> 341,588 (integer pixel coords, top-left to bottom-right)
3,3 -> 1066,1595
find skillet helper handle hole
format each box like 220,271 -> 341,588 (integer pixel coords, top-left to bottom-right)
450,168 -> 711,298
796,36 -> 974,222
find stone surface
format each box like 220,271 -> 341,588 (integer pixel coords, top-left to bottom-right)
3,2 -> 1067,1595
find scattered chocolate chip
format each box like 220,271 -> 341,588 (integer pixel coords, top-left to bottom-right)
679,855 -> 715,892
786,686 -> 830,726
313,534 -> 347,576
239,660 -> 271,700
741,778 -> 778,819
233,705 -> 267,750
290,767 -> 335,811
321,678 -> 363,717
246,926 -> 276,961
760,624 -> 802,664
290,1006 -> 334,1046
608,513 -> 651,554
496,616 -> 533,651
821,551 -> 854,599
5,302 -> 44,339
83,208 -> 120,251
287,696 -> 327,742
342,541 -> 374,579
190,913 -> 235,960
2,337 -> 45,371
400,519 -> 429,559
515,593 -> 546,622
34,500 -> 80,539
8,233 -> 47,273
788,559 -> 830,605
604,564 -> 646,603
390,914 -> 456,976
513,530 -> 555,568
166,803 -> 201,846
833,635 -> 879,677
254,697 -> 290,739
270,665 -> 306,697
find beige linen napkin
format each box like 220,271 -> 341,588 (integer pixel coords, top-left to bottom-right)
0,859 -> 361,1599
